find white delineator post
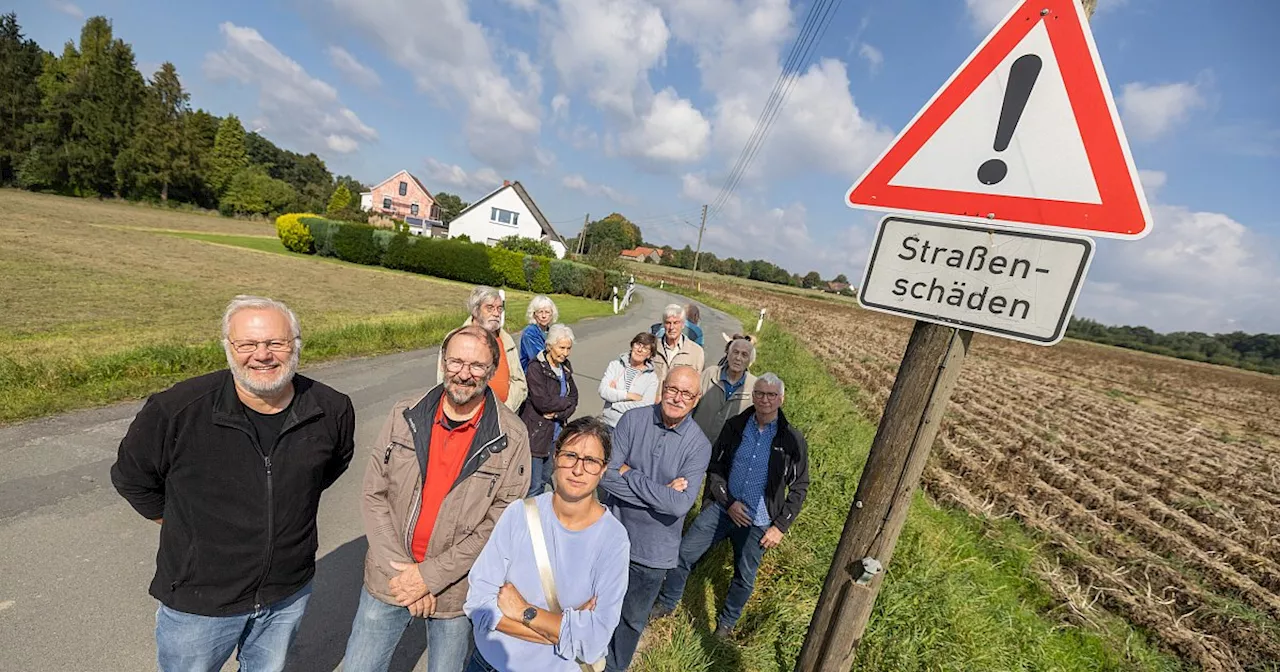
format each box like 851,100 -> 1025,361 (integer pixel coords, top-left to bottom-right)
756,309 -> 766,332
612,286 -> 619,314
498,289 -> 506,330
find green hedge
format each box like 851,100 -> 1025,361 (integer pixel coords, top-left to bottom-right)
287,221 -> 617,300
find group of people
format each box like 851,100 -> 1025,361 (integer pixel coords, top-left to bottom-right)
111,285 -> 810,672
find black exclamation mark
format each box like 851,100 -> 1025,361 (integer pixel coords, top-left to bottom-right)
977,54 -> 1043,185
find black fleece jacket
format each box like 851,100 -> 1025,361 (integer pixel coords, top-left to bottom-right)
111,369 -> 355,616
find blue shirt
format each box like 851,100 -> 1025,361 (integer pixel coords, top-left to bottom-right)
519,325 -> 547,372
600,406 -> 712,568
727,416 -> 776,528
465,494 -> 631,671
720,369 -> 746,401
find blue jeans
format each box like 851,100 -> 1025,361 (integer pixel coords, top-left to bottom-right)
341,587 -> 473,672
605,561 -> 667,672
656,503 -> 768,631
155,582 -> 312,672
527,453 -> 555,497
464,648 -> 499,672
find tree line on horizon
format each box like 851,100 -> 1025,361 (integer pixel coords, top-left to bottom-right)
1066,317 -> 1280,375
0,13 -> 474,222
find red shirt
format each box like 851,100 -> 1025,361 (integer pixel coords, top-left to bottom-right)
410,399 -> 484,562
489,339 -> 511,404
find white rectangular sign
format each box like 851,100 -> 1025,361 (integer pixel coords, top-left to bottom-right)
857,216 -> 1093,345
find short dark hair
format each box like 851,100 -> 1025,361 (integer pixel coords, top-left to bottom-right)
685,304 -> 701,324
555,416 -> 613,463
443,325 -> 501,371
630,332 -> 657,359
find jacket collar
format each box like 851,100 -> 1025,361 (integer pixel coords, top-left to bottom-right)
532,350 -> 573,378
404,384 -> 510,489
618,353 -> 655,372
211,369 -> 324,440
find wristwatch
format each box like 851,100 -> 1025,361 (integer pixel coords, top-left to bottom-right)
521,606 -> 538,625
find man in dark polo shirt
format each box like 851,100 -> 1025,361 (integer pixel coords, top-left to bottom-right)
111,295 -> 356,672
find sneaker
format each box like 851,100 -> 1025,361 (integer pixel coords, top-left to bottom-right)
714,624 -> 734,640
649,603 -> 675,621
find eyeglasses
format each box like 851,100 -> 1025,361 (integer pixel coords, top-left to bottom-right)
555,450 -> 606,475
479,303 -> 504,315
444,358 -> 491,377
663,385 -> 698,402
228,339 -> 295,354
752,390 -> 780,400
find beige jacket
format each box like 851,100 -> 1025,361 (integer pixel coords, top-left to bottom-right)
653,334 -> 705,383
360,385 -> 531,618
436,319 -> 528,413
692,366 -> 757,444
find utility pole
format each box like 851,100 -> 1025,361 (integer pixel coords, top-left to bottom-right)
577,213 -> 590,256
691,204 -> 708,274
794,3 -> 1098,670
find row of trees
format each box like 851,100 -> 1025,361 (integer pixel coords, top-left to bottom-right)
1067,317 -> 1280,374
566,212 -> 851,290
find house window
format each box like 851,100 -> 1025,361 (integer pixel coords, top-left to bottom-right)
398,181 -> 408,196
382,197 -> 392,210
430,204 -> 441,221
490,207 -> 519,226
410,203 -> 419,216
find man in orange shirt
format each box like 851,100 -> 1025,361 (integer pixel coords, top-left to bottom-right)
437,286 -> 527,413
344,325 -> 531,672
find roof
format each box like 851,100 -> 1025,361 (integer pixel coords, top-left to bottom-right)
369,170 -> 435,202
619,249 -> 647,258
450,181 -> 566,246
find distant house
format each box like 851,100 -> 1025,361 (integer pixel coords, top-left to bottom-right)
619,246 -> 663,263
360,170 -> 447,237
447,180 -> 567,258
825,281 -> 851,294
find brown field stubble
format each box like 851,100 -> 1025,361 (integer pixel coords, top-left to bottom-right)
663,274 -> 1280,671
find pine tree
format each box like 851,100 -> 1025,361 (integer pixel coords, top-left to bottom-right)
208,114 -> 248,195
326,183 -> 352,215
116,62 -> 191,201
0,13 -> 48,185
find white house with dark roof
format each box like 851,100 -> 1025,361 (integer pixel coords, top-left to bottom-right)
447,180 -> 568,258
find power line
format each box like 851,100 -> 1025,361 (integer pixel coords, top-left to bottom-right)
707,0 -> 847,222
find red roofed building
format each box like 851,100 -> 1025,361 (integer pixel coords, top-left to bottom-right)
619,246 -> 663,263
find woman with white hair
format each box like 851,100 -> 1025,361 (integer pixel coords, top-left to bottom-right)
520,323 -> 579,496
519,295 -> 558,372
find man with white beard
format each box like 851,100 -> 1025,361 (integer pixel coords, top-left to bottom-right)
112,295 -> 356,672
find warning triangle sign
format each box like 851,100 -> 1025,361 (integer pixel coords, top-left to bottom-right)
846,0 -> 1152,239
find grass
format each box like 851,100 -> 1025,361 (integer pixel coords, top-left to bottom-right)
0,190 -> 614,424
634,289 -> 1187,672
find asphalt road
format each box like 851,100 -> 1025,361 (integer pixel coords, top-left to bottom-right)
0,285 -> 742,672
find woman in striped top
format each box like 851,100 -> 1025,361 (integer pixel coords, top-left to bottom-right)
597,332 -> 660,428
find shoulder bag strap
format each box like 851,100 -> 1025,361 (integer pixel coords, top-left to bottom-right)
523,498 -> 604,672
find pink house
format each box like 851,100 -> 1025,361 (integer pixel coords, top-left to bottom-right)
359,170 -> 443,233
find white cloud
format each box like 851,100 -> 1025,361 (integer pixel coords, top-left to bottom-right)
546,0 -> 670,118
330,0 -> 541,169
551,94 -> 571,121
1119,79 -> 1206,141
423,157 -> 504,194
963,0 -> 1016,31
857,43 -> 884,74
616,88 -> 711,165
326,46 -> 381,89
204,23 -> 378,155
561,174 -> 635,204
1079,204 -> 1280,333
502,0 -> 539,9
1138,169 -> 1167,199
47,1 -> 84,19
655,0 -> 892,182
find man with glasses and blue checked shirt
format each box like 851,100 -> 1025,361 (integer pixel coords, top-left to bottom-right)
650,373 -> 810,640
599,365 -> 711,672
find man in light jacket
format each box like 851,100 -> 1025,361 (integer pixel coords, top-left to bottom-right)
344,325 -> 532,672
437,285 -> 527,412
652,304 -> 705,382
692,334 -> 757,443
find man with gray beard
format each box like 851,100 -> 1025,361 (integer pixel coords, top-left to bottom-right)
112,295 -> 356,672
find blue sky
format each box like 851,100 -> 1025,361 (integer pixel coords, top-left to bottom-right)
14,0 -> 1280,333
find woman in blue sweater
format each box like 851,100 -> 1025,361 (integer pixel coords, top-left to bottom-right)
464,417 -> 630,672
519,295 -> 557,371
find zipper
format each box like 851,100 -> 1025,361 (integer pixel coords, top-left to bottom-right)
403,479 -> 423,557
384,444 -> 394,465
253,452 -> 275,611
487,476 -> 497,497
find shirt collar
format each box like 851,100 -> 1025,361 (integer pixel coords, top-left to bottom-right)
650,404 -> 692,434
748,414 -> 778,432
436,398 -> 485,431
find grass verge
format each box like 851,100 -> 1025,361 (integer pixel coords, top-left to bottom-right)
634,288 -> 1186,672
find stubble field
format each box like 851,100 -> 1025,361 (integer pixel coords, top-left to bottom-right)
652,273 -> 1280,671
